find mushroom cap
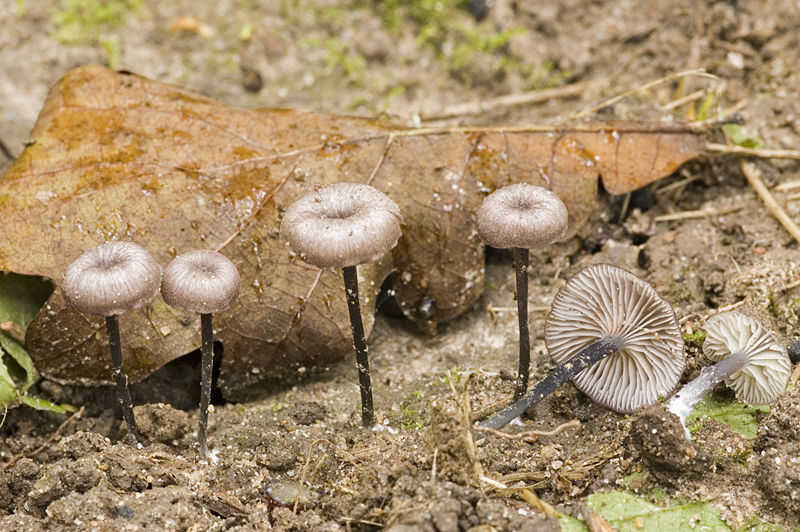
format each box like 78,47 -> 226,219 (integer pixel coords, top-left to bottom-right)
280,183 -> 404,269
703,311 -> 790,405
62,241 -> 162,317
476,184 -> 568,249
545,264 -> 685,413
161,250 -> 241,314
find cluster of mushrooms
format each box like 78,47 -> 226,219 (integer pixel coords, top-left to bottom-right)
60,182 -> 793,459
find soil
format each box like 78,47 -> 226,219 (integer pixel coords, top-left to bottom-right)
2,0 -> 800,531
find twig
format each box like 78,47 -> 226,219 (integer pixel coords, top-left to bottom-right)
420,80 -> 602,121
571,68 -> 716,120
660,88 -> 707,111
653,205 -> 742,222
520,489 -> 558,517
738,159 -> 800,246
706,143 -> 800,160
1,406 -> 85,471
0,321 -> 25,344
430,448 -> 438,482
480,474 -> 508,490
473,419 -> 580,443
294,438 -> 332,513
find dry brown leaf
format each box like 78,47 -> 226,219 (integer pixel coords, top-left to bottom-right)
0,67 -> 702,400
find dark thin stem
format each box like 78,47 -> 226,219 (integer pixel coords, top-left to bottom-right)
513,247 -> 530,401
476,335 -> 626,435
105,315 -> 142,444
198,313 -> 214,459
343,265 -> 374,428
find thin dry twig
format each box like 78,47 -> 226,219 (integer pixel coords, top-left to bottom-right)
707,143 -> 800,160
653,205 -> 742,222
0,321 -> 25,344
2,406 -> 85,471
473,419 -> 580,443
294,438 -> 332,513
738,159 -> 800,246
520,488 -> 558,517
420,80 -> 603,121
572,68 -> 715,119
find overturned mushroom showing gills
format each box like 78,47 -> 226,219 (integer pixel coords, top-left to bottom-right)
161,250 -> 241,459
61,241 -> 162,444
478,263 -> 685,432
476,184 -> 568,401
667,311 -> 790,438
281,182 -> 404,427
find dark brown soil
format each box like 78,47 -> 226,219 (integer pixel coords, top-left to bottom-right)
2,1 -> 800,530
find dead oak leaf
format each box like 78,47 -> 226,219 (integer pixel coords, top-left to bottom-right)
0,66 -> 701,400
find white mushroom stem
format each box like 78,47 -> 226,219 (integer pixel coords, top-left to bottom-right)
667,348 -> 749,427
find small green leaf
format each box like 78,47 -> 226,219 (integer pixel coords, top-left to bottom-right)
558,492 -> 791,532
0,272 -> 54,329
0,336 -> 39,393
19,395 -> 75,414
687,395 -> 768,439
722,123 -> 765,149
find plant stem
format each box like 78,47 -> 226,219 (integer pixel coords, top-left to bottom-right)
513,247 -> 530,401
198,313 -> 214,459
476,335 -> 626,435
343,265 -> 374,427
105,315 -> 142,444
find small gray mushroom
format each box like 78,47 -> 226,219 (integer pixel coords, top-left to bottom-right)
281,183 -> 403,427
476,184 -> 568,400
478,264 -> 685,433
61,241 -> 162,444
161,250 -> 241,459
667,311 -> 790,438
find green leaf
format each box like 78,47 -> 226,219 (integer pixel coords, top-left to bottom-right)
0,354 -> 18,409
0,336 -> 39,393
558,492 -> 791,532
0,271 -> 54,328
19,395 -> 75,414
722,123 -> 765,149
687,395 -> 768,439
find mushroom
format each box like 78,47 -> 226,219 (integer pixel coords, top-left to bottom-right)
476,184 -> 568,400
61,241 -> 162,443
281,182 -> 404,427
161,250 -> 241,459
478,264 -> 685,432
667,311 -> 790,437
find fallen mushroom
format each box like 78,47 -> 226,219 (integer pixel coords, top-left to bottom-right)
281,182 -> 404,427
61,241 -> 162,444
161,250 -> 241,459
478,263 -> 685,432
667,311 -> 791,438
476,184 -> 568,400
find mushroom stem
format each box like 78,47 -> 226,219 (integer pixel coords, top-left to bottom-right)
198,313 -> 214,459
513,247 -> 531,401
105,315 -> 142,444
476,335 -> 626,435
343,265 -> 374,428
666,348 -> 748,426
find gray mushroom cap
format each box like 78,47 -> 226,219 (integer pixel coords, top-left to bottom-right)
280,183 -> 404,269
545,264 -> 685,413
476,184 -> 568,249
703,311 -> 790,405
62,241 -> 162,317
161,250 -> 241,314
